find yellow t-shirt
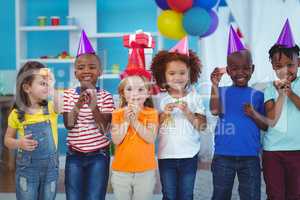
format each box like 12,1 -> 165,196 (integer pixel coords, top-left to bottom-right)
112,107 -> 158,172
7,101 -> 58,148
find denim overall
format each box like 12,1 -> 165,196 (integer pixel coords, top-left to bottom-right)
15,105 -> 58,200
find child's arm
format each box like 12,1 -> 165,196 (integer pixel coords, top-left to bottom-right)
63,91 -> 87,130
210,68 -> 223,115
130,119 -> 158,144
111,122 -> 129,145
4,127 -> 38,151
244,104 -> 268,131
53,89 -> 63,114
178,102 -> 207,132
86,89 -> 112,133
286,84 -> 300,110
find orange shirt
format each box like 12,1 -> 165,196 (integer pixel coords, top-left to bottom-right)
111,107 -> 158,172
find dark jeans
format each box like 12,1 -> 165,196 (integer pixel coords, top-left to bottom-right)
211,155 -> 261,200
158,154 -> 198,200
65,149 -> 110,200
262,151 -> 300,200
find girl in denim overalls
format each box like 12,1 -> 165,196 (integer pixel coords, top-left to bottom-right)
5,61 -> 60,200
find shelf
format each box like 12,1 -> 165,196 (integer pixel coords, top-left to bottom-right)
19,25 -> 80,32
100,73 -> 119,79
89,32 -> 159,38
20,58 -> 75,64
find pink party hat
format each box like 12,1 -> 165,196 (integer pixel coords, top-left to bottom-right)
276,19 -> 295,48
169,36 -> 189,55
227,26 -> 245,56
76,30 -> 95,57
120,47 -> 152,80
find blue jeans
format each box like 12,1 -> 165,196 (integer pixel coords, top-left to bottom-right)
158,154 -> 198,200
65,149 -> 110,200
16,120 -> 58,200
211,155 -> 261,200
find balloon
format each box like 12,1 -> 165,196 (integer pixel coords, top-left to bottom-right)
201,10 -> 219,37
155,0 -> 170,10
166,0 -> 193,13
157,10 -> 186,40
183,7 -> 211,36
194,0 -> 218,9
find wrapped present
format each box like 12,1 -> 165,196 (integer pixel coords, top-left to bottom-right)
123,30 -> 155,48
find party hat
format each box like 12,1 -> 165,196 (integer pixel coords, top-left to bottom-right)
276,19 -> 295,48
169,36 -> 189,55
76,30 -> 95,57
120,47 -> 152,80
227,25 -> 245,56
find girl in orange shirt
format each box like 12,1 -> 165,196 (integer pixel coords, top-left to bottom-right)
111,48 -> 159,200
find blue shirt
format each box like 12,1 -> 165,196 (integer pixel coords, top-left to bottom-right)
262,77 -> 300,151
214,86 -> 265,156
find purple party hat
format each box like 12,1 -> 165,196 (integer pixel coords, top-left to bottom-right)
227,25 -> 245,56
76,30 -> 95,57
276,19 -> 295,48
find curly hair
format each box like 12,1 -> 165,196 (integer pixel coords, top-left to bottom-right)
269,44 -> 300,60
151,50 -> 202,89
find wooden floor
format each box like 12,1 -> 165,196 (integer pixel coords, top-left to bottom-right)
0,159 -> 210,193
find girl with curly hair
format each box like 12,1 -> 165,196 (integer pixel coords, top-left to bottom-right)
151,38 -> 207,200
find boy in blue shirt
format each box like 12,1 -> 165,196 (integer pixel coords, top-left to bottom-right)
209,26 -> 267,200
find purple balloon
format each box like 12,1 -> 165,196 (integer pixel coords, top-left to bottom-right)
155,0 -> 170,10
200,10 -> 219,38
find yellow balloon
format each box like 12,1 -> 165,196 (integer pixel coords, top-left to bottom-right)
157,10 -> 186,40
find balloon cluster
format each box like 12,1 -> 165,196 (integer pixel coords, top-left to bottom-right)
156,0 -> 219,40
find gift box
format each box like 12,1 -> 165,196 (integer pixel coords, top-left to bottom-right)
123,31 -> 155,48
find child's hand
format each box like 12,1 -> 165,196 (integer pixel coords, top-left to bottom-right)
244,103 -> 254,117
76,91 -> 89,109
274,79 -> 291,96
85,89 -> 98,110
163,103 -> 176,115
17,134 -> 38,151
124,106 -> 137,123
210,67 -> 225,86
176,101 -> 190,114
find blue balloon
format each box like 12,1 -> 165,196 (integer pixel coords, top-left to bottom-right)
155,0 -> 170,10
183,7 -> 211,36
194,0 -> 218,9
201,10 -> 219,37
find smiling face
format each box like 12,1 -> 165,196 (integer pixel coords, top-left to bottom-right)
227,51 -> 254,87
23,74 -> 49,105
271,52 -> 299,81
75,54 -> 101,89
165,60 -> 189,92
120,76 -> 150,108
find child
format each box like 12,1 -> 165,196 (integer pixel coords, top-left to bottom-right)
209,26 -> 267,200
63,30 -> 114,200
111,47 -> 159,200
151,37 -> 207,200
4,61 -> 59,200
262,19 -> 300,199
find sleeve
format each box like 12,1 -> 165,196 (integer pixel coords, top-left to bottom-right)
191,92 -> 206,115
48,101 -> 58,116
112,109 -> 125,124
63,89 -> 72,113
8,110 -> 19,129
143,110 -> 159,124
264,83 -> 276,103
257,92 -> 266,116
100,92 -> 115,113
152,94 -> 163,113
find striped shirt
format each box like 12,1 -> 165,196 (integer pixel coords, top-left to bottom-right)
63,87 -> 114,152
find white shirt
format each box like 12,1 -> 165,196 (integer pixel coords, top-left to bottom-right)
153,90 -> 205,159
